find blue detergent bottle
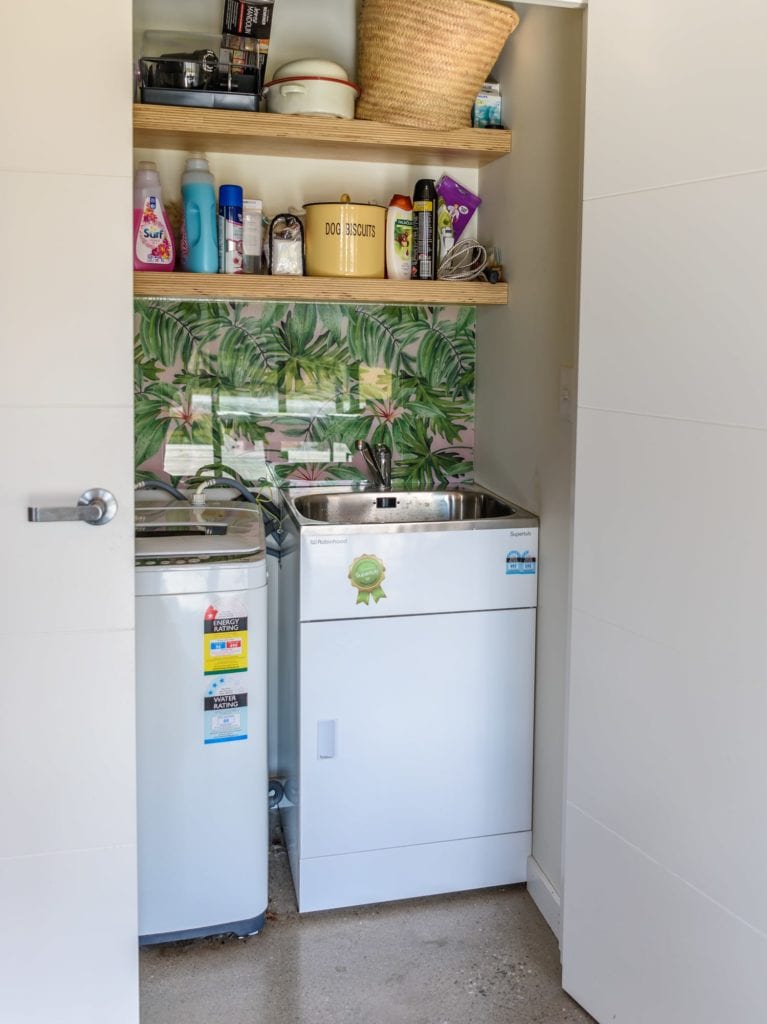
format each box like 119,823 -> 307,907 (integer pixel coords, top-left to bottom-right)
180,153 -> 218,273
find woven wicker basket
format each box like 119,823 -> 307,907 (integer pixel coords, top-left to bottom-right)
356,0 -> 519,131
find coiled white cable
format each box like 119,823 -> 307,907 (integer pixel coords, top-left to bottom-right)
437,238 -> 488,281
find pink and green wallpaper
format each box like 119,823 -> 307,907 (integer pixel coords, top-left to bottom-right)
134,300 -> 475,489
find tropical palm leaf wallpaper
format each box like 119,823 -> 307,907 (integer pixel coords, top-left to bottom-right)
134,300 -> 475,489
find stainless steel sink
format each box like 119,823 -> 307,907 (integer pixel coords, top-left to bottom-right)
290,487 -> 518,527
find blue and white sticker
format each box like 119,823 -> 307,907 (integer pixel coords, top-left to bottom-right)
506,549 -> 537,576
204,677 -> 248,744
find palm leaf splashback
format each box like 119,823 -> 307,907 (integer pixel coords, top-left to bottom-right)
134,301 -> 475,489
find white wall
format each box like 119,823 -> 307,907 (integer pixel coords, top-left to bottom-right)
133,0 -> 358,70
477,3 -> 584,926
133,0 -> 478,217
132,149 -> 463,225
563,1 -> 767,1019
0,1 -> 138,1021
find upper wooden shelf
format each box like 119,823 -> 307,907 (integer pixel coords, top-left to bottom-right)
134,272 -> 508,307
133,104 -> 511,168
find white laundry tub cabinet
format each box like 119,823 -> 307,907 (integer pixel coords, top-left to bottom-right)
277,485 -> 538,913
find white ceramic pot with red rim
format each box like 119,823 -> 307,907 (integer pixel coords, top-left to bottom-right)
263,59 -> 360,119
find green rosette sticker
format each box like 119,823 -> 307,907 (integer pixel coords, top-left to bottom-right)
348,554 -> 387,605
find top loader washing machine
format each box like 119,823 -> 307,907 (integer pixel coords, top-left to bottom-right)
135,500 -> 268,944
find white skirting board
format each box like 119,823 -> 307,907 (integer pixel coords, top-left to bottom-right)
298,832 -> 532,914
527,855 -> 562,942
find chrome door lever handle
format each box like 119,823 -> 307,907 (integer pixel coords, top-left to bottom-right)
27,488 -> 118,526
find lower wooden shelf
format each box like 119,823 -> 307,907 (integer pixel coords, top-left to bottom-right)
133,272 -> 508,306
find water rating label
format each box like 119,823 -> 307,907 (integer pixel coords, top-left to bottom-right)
204,678 -> 248,744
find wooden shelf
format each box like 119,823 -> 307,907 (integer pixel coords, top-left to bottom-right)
133,104 -> 511,169
133,106 -> 510,306
134,272 -> 508,307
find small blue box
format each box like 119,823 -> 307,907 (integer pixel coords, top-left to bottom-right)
473,80 -> 503,129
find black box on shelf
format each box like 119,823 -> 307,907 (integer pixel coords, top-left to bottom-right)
221,1 -> 275,40
220,2 -> 276,90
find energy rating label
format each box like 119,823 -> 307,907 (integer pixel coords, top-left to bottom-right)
203,601 -> 249,675
505,549 -> 537,576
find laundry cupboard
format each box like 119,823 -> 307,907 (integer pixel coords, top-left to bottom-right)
132,0 -> 585,942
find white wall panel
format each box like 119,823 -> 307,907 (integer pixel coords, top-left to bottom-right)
569,608 -> 767,934
0,632 -> 136,860
0,172 -> 133,407
578,171 -> 767,427
0,3 -> 132,177
563,806 -> 767,1024
571,408 -> 767,655
583,1 -> 767,198
0,846 -> 139,1024
566,3 -> 767,1017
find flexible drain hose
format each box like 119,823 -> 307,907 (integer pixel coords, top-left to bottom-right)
135,479 -> 188,502
191,477 -> 283,544
192,477 -> 257,506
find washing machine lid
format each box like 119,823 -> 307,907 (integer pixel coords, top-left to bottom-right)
135,502 -> 266,563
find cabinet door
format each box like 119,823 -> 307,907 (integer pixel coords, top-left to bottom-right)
300,609 -> 535,858
0,2 -> 136,1019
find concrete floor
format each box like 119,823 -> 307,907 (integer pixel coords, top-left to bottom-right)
140,818 -> 593,1024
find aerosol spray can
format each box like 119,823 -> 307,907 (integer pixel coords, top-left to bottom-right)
412,178 -> 438,280
218,184 -> 244,274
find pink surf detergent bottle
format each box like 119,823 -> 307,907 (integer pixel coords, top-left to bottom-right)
133,161 -> 176,271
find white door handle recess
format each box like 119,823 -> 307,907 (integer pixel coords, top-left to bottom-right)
317,720 -> 337,759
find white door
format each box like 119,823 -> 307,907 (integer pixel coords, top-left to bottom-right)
0,2 -> 138,1022
297,608 -> 535,911
562,2 -> 767,1021
301,609 -> 535,856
